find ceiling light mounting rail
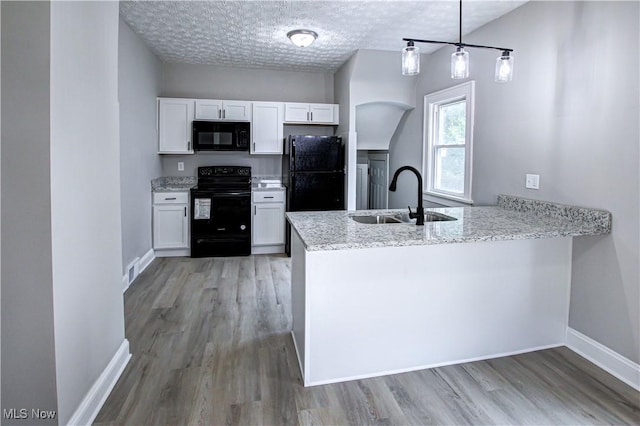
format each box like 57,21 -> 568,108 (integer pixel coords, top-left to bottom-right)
401,0 -> 515,82
402,37 -> 513,54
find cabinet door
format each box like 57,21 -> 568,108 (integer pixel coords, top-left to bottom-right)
153,204 -> 189,249
223,100 -> 251,121
251,102 -> 283,154
253,203 -> 285,246
309,103 -> 336,124
158,99 -> 194,153
195,99 -> 223,120
284,102 -> 310,123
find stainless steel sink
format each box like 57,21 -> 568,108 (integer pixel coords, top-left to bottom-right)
350,212 -> 457,224
350,215 -> 403,224
393,212 -> 457,222
425,212 -> 457,222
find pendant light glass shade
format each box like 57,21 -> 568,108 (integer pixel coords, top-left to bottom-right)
402,42 -> 420,76
451,47 -> 469,79
494,51 -> 514,82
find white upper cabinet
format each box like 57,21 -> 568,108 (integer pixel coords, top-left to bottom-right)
158,98 -> 195,154
309,103 -> 336,123
195,99 -> 251,121
284,102 -> 339,125
194,99 -> 222,120
283,103 -> 310,123
251,102 -> 284,155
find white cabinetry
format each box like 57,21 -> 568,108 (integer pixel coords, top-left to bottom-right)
195,99 -> 251,121
252,189 -> 285,254
251,102 -> 284,154
284,102 -> 339,125
153,192 -> 190,256
158,98 -> 195,154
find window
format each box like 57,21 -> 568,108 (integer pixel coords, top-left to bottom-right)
423,81 -> 475,204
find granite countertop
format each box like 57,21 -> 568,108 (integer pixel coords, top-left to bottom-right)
151,176 -> 286,192
286,195 -> 612,251
151,176 -> 196,192
252,183 -> 286,191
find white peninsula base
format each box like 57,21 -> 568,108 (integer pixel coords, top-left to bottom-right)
290,230 -> 573,387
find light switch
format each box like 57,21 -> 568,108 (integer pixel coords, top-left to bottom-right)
525,174 -> 540,189
178,162 -> 184,172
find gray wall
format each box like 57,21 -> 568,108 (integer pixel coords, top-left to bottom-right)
391,1 -> 639,362
119,19 -> 162,274
159,63 -> 335,177
161,62 -> 334,102
1,2 -> 127,424
1,3 -> 59,423
50,2 -> 126,423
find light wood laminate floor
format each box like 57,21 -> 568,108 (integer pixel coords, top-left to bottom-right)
95,255 -> 639,425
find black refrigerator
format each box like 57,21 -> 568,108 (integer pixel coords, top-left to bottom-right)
283,135 -> 345,254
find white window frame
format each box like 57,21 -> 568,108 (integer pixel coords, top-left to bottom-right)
422,81 -> 475,205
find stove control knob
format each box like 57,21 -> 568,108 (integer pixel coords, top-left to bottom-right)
240,225 -> 246,231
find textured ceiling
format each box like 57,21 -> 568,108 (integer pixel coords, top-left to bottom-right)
120,0 -> 527,73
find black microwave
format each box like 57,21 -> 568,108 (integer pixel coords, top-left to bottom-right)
192,120 -> 250,151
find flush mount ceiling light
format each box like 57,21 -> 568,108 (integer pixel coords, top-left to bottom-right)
287,29 -> 318,48
401,0 -> 514,82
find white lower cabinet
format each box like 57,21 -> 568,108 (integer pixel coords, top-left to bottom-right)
252,189 -> 285,254
153,191 -> 190,256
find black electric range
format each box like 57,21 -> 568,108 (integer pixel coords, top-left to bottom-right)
190,166 -> 251,258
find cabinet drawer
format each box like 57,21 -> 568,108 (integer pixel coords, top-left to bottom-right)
153,192 -> 189,204
252,191 -> 285,203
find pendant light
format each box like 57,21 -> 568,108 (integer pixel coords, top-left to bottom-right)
451,47 -> 469,79
402,41 -> 420,76
494,51 -> 514,82
401,0 -> 514,82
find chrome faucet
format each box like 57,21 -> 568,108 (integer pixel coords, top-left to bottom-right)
389,166 -> 425,226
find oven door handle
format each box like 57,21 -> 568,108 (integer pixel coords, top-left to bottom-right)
211,191 -> 251,198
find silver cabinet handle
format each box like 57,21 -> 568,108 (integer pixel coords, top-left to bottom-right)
218,109 -> 221,119
310,111 -> 313,121
184,206 -> 187,216
165,197 -> 177,200
254,205 -> 257,215
223,109 -> 226,119
187,141 -> 191,151
264,196 -> 274,199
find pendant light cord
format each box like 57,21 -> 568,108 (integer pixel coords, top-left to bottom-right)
459,0 -> 462,46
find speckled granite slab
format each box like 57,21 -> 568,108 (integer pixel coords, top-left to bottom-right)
151,176 -> 196,192
287,195 -> 612,252
498,195 -> 612,234
252,175 -> 285,191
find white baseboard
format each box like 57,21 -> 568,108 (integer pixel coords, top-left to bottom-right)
121,274 -> 129,293
139,248 -> 155,274
566,327 -> 640,391
252,245 -> 285,255
67,339 -> 131,426
122,248 -> 155,293
154,248 -> 190,257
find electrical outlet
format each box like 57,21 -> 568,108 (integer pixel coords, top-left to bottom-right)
178,162 -> 184,172
525,173 -> 540,189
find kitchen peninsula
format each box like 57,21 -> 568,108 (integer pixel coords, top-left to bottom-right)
286,195 -> 611,386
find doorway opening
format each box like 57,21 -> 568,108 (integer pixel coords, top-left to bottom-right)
356,151 -> 389,210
